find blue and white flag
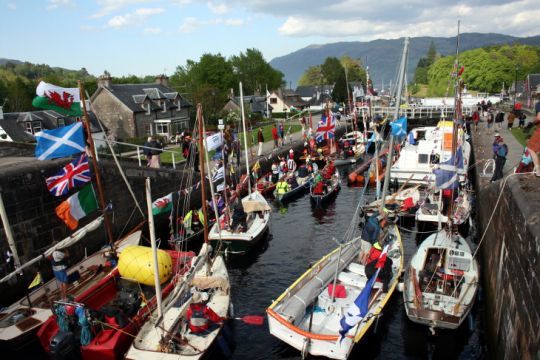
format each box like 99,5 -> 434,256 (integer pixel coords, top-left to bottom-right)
205,132 -> 223,151
338,244 -> 389,340
35,122 -> 85,160
390,116 -> 407,137
366,132 -> 377,152
433,146 -> 463,189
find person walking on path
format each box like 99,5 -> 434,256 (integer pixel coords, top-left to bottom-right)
491,136 -> 508,182
486,110 -> 494,134
257,127 -> 264,157
494,110 -> 504,131
472,109 -> 480,132
278,122 -> 285,147
507,111 -> 516,130
271,124 -> 279,149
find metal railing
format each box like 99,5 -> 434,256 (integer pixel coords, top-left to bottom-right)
357,105 -> 475,119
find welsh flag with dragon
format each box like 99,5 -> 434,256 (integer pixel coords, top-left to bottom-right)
32,81 -> 82,116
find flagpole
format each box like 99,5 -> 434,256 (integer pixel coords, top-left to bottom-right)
78,81 -> 114,245
0,188 -> 21,269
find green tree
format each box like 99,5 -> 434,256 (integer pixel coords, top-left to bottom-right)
298,65 -> 324,86
230,48 -> 284,94
340,56 -> 367,85
321,57 -> 343,84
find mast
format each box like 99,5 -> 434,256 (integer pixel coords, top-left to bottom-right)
380,37 -> 410,207
145,178 -> 163,322
0,188 -> 21,269
239,82 -> 252,195
344,64 -> 351,133
78,81 -> 114,244
197,104 -> 210,247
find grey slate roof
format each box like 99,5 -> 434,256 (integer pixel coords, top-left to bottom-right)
0,117 -> 35,142
106,83 -> 192,113
526,74 -> 540,91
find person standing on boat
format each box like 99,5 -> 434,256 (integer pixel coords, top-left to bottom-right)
287,150 -> 297,173
271,160 -> 280,183
51,249 -> 69,299
491,136 -> 508,182
364,238 -> 393,292
186,292 -> 225,334
257,128 -> 264,157
361,212 -> 387,245
276,176 -> 291,195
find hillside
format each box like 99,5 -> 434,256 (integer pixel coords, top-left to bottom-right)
270,33 -> 540,89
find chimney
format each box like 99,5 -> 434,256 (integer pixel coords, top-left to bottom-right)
98,71 -> 112,89
229,88 -> 235,100
155,74 -> 169,87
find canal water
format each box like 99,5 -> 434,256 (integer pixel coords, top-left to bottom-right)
221,166 -> 486,360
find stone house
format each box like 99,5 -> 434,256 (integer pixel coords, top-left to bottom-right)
267,89 -> 308,114
90,73 -> 192,141
222,92 -> 272,119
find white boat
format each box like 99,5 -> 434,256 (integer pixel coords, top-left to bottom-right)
0,225 -> 140,349
403,230 -> 478,330
267,225 -> 403,360
415,188 -> 471,225
126,103 -> 231,360
334,131 -> 366,166
208,191 -> 271,254
390,121 -> 471,186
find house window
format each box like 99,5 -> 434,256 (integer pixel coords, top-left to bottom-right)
155,122 -> 169,135
270,97 -> 277,104
32,121 -> 42,133
25,122 -> 32,133
57,118 -> 66,127
145,124 -> 152,135
176,100 -> 181,110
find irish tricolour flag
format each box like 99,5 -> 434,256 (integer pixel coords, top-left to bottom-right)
55,184 -> 98,230
32,81 -> 82,116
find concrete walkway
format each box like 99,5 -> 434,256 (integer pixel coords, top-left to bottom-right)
472,113 -> 526,188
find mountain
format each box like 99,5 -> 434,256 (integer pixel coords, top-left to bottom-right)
270,33 -> 540,89
0,58 -> 23,66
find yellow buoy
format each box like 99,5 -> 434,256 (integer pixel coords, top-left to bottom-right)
118,245 -> 172,286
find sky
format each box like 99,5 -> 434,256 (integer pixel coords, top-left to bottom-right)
1,0 -> 539,78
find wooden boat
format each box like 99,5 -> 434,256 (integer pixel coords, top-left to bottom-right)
310,171 -> 340,207
36,248 -> 195,360
255,172 -> 277,196
275,173 -> 313,203
347,148 -> 388,185
333,131 -> 366,166
208,191 -> 271,254
267,224 -> 403,360
403,229 -> 478,330
0,221 -> 140,351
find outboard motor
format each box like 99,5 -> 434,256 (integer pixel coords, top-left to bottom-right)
49,331 -> 80,360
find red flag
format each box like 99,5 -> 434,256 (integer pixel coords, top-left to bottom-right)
458,66 -> 465,76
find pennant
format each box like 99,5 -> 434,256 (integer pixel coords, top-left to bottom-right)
152,193 -> 173,216
28,272 -> 43,289
32,81 -> 82,116
339,245 -> 389,340
390,116 -> 407,137
252,160 -> 261,173
46,154 -> 91,196
35,122 -> 85,160
55,184 -> 98,230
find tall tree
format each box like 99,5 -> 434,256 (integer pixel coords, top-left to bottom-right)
230,48 -> 284,94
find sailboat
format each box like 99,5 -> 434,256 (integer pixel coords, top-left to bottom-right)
403,22 -> 479,331
267,38 -> 409,360
125,104 -> 230,360
0,81 -> 146,351
208,82 -> 271,255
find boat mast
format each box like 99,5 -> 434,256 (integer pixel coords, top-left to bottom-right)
380,38 -> 410,208
239,82 -> 252,195
78,81 -> 114,244
145,178 -> 163,323
0,188 -> 21,269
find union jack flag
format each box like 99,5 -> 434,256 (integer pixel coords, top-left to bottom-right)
46,154 -> 91,196
316,114 -> 336,142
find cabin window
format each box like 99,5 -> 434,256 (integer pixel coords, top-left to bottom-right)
416,130 -> 426,140
430,154 -> 440,164
418,154 -> 429,164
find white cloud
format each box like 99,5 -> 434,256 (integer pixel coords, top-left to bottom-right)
92,0 -> 154,18
143,27 -> 162,34
7,3 -> 16,10
207,1 -> 228,14
107,7 -> 164,28
225,18 -> 244,26
232,0 -> 539,39
47,0 -> 74,10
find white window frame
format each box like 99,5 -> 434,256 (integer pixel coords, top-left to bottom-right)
57,118 -> 66,127
162,100 -> 167,113
146,103 -> 151,115
25,122 -> 32,133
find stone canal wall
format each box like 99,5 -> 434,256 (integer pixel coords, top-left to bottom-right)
471,133 -> 540,359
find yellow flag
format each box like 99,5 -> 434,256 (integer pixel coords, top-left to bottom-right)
252,160 -> 260,172
230,163 -> 235,174
28,272 -> 43,289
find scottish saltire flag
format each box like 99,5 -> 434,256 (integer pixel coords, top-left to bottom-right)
339,245 -> 389,340
46,154 -> 91,196
390,116 -> 407,137
433,146 -> 463,189
35,122 -> 85,160
316,114 -> 336,142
